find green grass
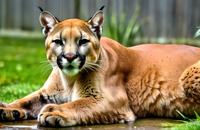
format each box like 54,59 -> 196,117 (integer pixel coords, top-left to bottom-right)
170,121 -> 200,130
162,112 -> 200,130
0,37 -> 51,103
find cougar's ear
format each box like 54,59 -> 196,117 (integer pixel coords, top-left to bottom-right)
88,6 -> 105,39
39,10 -> 59,36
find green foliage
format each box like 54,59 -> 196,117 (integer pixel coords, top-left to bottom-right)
0,37 -> 51,103
164,111 -> 200,130
103,1 -> 142,46
170,120 -> 200,130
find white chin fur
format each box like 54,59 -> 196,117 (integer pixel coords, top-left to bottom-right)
62,68 -> 79,77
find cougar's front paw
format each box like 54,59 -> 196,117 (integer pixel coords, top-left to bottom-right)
0,107 -> 27,121
38,104 -> 76,127
38,112 -> 76,127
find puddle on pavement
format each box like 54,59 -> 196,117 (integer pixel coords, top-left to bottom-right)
0,118 -> 182,130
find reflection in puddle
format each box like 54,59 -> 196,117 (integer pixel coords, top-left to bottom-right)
0,118 -> 182,130
4,125 -> 38,129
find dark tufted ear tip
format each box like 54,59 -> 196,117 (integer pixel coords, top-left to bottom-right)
38,6 -> 44,12
99,5 -> 105,11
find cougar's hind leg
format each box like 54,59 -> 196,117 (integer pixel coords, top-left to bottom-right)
179,61 -> 200,102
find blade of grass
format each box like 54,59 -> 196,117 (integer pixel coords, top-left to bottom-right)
176,110 -> 193,121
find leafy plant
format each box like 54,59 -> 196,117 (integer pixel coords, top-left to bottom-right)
195,27 -> 200,38
103,0 -> 142,46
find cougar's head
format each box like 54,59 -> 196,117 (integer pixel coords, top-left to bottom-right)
39,7 -> 104,77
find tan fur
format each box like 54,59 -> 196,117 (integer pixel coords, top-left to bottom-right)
1,11 -> 200,127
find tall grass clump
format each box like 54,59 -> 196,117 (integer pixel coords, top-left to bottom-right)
103,0 -> 142,46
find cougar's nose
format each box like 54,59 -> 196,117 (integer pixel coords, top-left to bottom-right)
63,52 -> 77,62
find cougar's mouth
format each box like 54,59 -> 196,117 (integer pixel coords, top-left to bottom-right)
56,54 -> 86,76
66,65 -> 74,70
59,61 -> 80,76
62,67 -> 79,77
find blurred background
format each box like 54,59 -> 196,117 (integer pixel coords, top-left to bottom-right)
1,0 -> 200,102
1,0 -> 200,43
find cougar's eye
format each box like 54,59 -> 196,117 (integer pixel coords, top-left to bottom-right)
79,39 -> 89,46
52,39 -> 63,46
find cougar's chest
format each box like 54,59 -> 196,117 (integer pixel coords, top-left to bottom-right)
71,86 -> 80,101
